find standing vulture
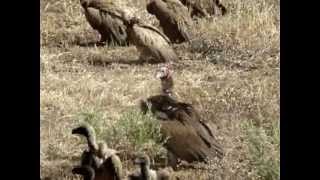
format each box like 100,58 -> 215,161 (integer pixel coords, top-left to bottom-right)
72,125 -> 123,180
140,65 -> 224,168
119,14 -> 179,63
146,0 -> 193,43
79,0 -> 129,46
179,0 -> 227,18
128,154 -> 171,180
72,124 -> 102,169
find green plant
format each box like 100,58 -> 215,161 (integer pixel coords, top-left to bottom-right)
104,109 -> 167,158
242,119 -> 280,180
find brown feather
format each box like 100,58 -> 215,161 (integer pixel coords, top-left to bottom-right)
147,0 -> 193,43
124,18 -> 179,63
80,0 -> 129,46
142,95 -> 224,166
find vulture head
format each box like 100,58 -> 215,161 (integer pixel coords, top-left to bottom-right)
72,124 -> 98,152
72,165 -> 95,180
156,64 -> 173,80
134,154 -> 150,166
146,0 -> 157,14
133,154 -> 151,167
156,64 -> 174,97
72,124 -> 96,139
79,0 -> 89,8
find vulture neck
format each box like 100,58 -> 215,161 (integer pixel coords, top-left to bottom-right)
161,75 -> 174,97
140,164 -> 151,180
86,134 -> 99,153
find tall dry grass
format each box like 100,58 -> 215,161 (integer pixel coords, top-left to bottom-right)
40,0 -> 279,179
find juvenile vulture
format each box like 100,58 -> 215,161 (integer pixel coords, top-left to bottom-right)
146,0 -> 193,43
179,0 -> 227,18
79,0 -> 129,46
128,154 -> 171,180
72,125 -> 123,180
120,14 -> 179,63
140,66 -> 224,168
72,165 -> 96,180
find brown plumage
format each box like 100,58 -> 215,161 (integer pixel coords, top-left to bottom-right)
147,0 -> 193,43
140,67 -> 224,168
72,165 -> 96,180
120,15 -> 179,63
72,125 -> 123,180
80,0 -> 129,46
96,142 -> 123,180
141,95 -> 224,166
179,0 -> 227,18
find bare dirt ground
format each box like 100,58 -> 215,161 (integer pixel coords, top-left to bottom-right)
40,0 -> 279,179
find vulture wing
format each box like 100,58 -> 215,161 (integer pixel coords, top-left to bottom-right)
81,150 -> 103,170
83,7 -> 102,31
129,24 -> 178,62
145,95 -> 224,162
86,0 -> 123,17
99,155 -> 123,180
137,23 -> 171,44
166,0 -> 193,40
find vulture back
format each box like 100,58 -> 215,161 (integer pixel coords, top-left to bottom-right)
143,95 -> 224,164
127,22 -> 179,63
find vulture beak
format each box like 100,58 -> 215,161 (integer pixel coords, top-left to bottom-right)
156,71 -> 164,79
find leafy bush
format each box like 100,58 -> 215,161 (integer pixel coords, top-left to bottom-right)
242,119 -> 280,180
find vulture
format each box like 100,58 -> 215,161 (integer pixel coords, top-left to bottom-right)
72,165 -> 96,180
179,0 -> 227,18
128,154 -> 171,180
120,14 -> 179,63
140,65 -> 224,168
146,0 -> 193,43
72,125 -> 123,180
79,0 -> 129,46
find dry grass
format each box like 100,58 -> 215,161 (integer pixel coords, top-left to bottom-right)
40,0 -> 279,179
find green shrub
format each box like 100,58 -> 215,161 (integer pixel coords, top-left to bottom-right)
241,119 -> 280,180
104,109 -> 167,160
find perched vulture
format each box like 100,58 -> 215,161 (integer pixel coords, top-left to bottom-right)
128,154 -> 171,180
120,14 -> 179,63
79,0 -> 129,46
72,165 -> 96,180
72,125 -> 123,180
140,66 -> 224,168
179,0 -> 227,18
146,0 -> 193,43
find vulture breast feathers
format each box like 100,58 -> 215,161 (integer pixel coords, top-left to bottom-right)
80,0 -> 129,46
142,95 -> 224,164
123,17 -> 179,63
147,0 -> 193,43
